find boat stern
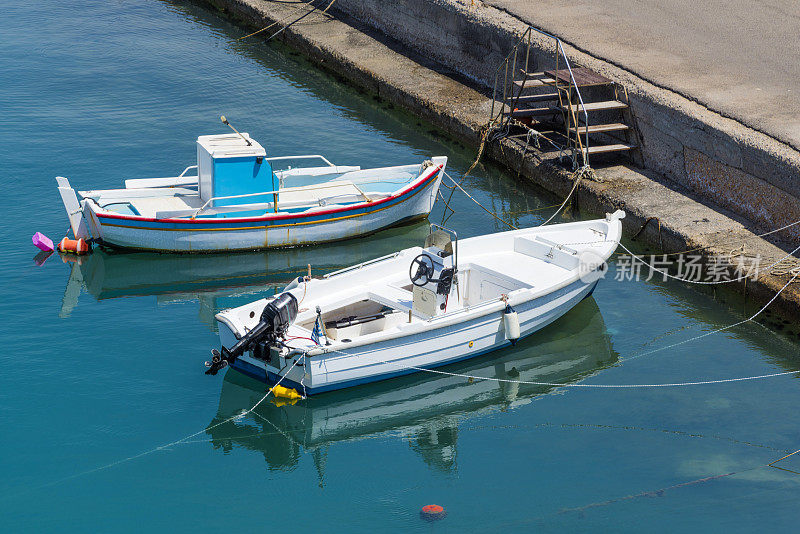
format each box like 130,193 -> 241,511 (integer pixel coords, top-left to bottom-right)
56,176 -> 94,240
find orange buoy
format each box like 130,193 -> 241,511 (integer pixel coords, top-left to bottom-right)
420,504 -> 446,521
58,237 -> 90,255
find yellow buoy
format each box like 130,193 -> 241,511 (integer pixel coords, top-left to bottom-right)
273,384 -> 303,400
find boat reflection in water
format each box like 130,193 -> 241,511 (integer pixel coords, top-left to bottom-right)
57,222 -> 432,322
205,298 -> 618,480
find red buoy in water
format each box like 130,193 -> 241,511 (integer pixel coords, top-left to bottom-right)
420,504 -> 446,521
58,237 -> 90,255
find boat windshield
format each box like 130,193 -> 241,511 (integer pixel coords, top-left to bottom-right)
267,155 -> 334,172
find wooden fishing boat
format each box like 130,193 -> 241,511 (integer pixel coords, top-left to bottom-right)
56,130 -> 446,252
207,211 -> 625,395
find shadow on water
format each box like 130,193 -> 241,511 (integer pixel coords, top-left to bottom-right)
203,298 -> 618,482
57,220 -> 432,324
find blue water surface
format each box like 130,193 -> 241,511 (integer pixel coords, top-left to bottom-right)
2,1 -> 800,532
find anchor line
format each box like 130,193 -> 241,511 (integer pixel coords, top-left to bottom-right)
617,241 -> 800,285
549,440 -> 800,518
307,270 -> 800,388
537,164 -> 593,227
442,171 -> 516,229
440,121 -> 495,226
314,347 -> 798,389
620,270 -> 800,362
6,358 -> 304,497
440,165 -> 589,231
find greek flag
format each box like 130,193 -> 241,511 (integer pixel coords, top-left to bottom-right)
311,316 -> 324,346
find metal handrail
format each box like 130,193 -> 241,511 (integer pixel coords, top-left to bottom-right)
323,252 -> 401,279
266,154 -> 335,167
490,27 -> 535,125
490,26 -> 591,167
178,165 -> 198,178
190,180 -> 367,219
553,38 -> 590,166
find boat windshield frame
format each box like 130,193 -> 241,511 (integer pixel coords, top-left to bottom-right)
266,155 -> 335,172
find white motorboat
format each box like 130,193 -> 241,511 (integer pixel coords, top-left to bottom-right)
56,124 -> 446,252
208,211 -> 625,395
205,297 -> 617,474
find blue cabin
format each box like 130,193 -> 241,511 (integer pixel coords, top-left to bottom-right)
196,133 -> 275,212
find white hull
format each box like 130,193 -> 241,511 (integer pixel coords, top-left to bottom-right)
90,173 -> 440,252
58,153 -> 446,252
216,212 -> 625,395
227,276 -> 597,393
207,298 -> 616,471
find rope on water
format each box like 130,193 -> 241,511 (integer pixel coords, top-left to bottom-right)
556,435 -> 800,516
365,358 -> 797,389
237,0 -> 336,43
441,121 -> 496,226
621,269 -> 800,362
631,216 -> 800,258
537,165 -> 595,227
6,357 -> 304,497
443,171 -> 516,230
441,163 -> 592,230
617,242 -> 800,285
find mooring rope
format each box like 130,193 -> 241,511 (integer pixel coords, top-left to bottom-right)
6,357 -> 304,497
621,269 -> 800,362
317,319 -> 799,389
441,121 -> 496,226
631,216 -> 800,259
441,164 -> 590,230
442,171 -> 516,229
617,242 -> 800,285
236,0 -> 315,40
537,165 -> 595,226
237,0 -> 337,43
551,438 -> 800,517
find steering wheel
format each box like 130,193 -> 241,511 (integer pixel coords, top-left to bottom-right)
409,254 -> 435,287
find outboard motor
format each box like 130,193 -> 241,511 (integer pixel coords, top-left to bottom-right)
206,292 -> 298,375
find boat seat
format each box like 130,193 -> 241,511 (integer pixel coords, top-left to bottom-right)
513,236 -> 580,270
366,285 -> 413,313
124,176 -> 199,189
279,180 -> 368,205
128,195 -> 203,218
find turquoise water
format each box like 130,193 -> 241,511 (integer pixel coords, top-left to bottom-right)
3,1 -> 800,531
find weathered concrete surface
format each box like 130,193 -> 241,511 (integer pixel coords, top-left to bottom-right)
196,0 -> 800,320
485,0 -> 800,151
327,0 -> 800,244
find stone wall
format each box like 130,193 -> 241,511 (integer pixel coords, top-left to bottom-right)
332,0 -> 800,239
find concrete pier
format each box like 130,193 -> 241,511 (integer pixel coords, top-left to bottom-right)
196,0 -> 800,321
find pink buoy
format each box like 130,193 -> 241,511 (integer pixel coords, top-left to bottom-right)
32,232 -> 54,252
